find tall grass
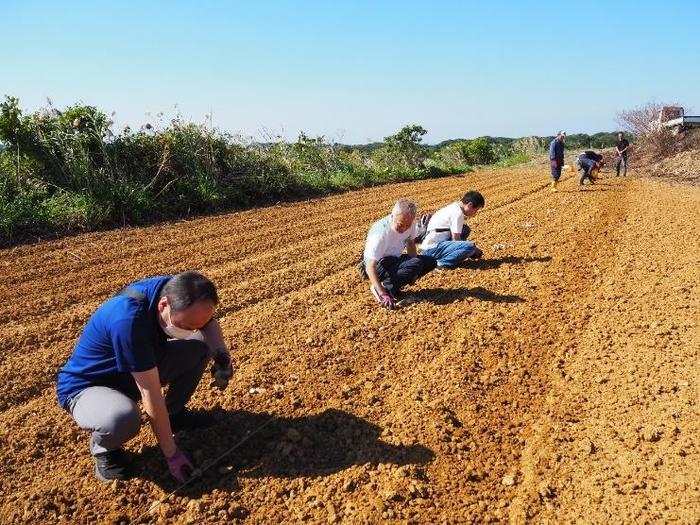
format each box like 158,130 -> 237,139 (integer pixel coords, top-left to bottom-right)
0,97 -> 528,245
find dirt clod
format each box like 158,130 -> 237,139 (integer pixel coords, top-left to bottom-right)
0,168 -> 698,524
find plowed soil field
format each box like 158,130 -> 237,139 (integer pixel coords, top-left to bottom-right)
1,166 -> 698,524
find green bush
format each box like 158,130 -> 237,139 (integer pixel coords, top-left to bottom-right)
495,152 -> 530,168
0,98 -> 527,245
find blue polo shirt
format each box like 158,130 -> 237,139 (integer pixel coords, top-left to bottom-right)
56,276 -> 171,408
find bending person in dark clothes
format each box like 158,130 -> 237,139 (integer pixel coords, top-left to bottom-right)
576,150 -> 604,190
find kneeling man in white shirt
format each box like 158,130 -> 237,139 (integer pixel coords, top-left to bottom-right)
420,191 -> 484,269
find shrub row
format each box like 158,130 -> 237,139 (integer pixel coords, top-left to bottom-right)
0,97 -> 528,245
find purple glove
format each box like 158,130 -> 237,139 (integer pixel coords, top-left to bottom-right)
210,351 -> 233,389
470,247 -> 483,260
166,448 -> 193,483
379,292 -> 396,310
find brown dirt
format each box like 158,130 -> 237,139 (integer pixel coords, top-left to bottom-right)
620,128 -> 700,186
634,147 -> 700,186
0,166 -> 698,524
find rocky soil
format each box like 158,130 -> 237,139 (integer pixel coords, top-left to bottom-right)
0,165 -> 698,524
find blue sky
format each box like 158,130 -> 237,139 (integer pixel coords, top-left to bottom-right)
3,1 -> 699,143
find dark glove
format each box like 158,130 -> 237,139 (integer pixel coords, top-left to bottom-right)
166,448 -> 194,483
470,247 -> 483,259
415,213 -> 431,242
210,350 -> 233,389
379,292 -> 396,310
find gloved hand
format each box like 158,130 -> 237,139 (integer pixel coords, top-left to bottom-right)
166,448 -> 194,483
551,159 -> 558,168
210,350 -> 233,389
379,292 -> 396,310
470,247 -> 483,259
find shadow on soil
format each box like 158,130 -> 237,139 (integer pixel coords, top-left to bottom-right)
413,286 -> 525,305
560,187 -> 618,193
135,408 -> 434,497
461,255 -> 552,271
559,181 -> 622,193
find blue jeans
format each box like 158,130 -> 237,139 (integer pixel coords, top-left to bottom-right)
421,240 -> 477,269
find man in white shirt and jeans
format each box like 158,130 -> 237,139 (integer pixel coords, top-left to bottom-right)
361,199 -> 437,309
420,191 -> 484,269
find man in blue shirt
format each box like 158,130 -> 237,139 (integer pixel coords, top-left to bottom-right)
57,271 -> 233,482
548,131 -> 566,192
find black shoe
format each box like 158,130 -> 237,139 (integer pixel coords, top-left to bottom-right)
94,449 -> 133,481
415,213 -> 431,243
169,408 -> 215,433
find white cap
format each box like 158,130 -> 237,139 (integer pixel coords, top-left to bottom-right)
558,130 -> 567,136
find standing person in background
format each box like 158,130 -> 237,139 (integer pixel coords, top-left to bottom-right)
57,271 -> 234,482
419,191 -> 485,269
615,132 -> 630,176
548,131 -> 566,192
359,199 -> 437,310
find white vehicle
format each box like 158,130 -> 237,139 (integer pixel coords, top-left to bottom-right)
657,106 -> 700,133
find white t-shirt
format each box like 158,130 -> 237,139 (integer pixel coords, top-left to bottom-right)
421,202 -> 464,249
363,215 -> 416,262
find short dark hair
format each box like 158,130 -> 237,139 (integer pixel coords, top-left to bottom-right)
461,190 -> 485,208
160,271 -> 219,312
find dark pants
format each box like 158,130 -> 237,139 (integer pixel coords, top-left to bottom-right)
551,164 -> 563,182
376,255 -> 437,297
67,339 -> 210,455
578,158 -> 596,185
615,155 -> 628,176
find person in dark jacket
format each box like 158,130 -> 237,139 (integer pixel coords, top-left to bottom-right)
548,131 -> 566,192
576,150 -> 604,190
615,132 -> 630,176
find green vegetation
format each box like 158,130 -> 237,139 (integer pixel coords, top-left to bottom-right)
0,97 -> 536,244
545,132 -> 629,150
3,97 -> 629,244
0,95 -> 625,246
438,132 -> 629,152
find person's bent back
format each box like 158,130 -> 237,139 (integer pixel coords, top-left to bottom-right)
577,150 -> 603,189
56,271 -> 234,483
